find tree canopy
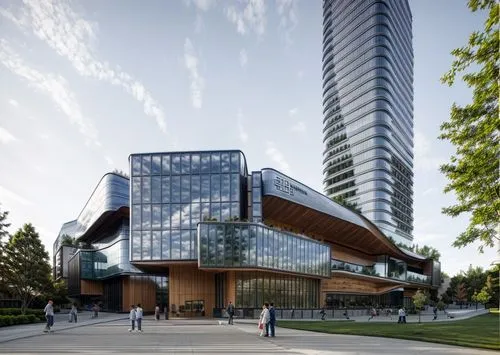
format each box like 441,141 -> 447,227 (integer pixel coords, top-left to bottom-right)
440,0 -> 499,252
0,223 -> 52,313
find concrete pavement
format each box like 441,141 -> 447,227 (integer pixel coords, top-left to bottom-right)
0,315 -> 497,354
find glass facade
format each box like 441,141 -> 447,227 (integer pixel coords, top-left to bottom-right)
322,0 -> 414,245
130,151 -> 247,261
235,272 -> 320,309
198,222 -> 331,278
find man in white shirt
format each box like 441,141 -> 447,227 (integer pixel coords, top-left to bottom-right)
136,303 -> 143,332
43,300 -> 54,332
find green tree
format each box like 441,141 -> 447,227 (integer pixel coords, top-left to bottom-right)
47,279 -> 69,306
414,245 -> 441,261
412,289 -> 427,323
456,282 -> 468,308
476,286 -> 492,306
331,195 -> 361,213
440,0 -> 499,252
0,223 -> 52,313
0,205 -> 10,242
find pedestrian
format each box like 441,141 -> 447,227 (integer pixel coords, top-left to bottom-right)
258,303 -> 270,337
136,303 -> 143,332
368,307 -> 376,321
343,307 -> 350,320
155,304 -> 160,321
43,299 -> 54,332
397,307 -> 404,323
402,307 -> 407,323
385,307 -> 392,320
128,305 -> 136,332
269,303 -> 276,337
92,303 -> 99,318
433,306 -> 438,321
320,307 -> 326,320
226,301 -> 235,325
70,303 -> 78,323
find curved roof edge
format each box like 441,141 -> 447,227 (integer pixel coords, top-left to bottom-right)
260,168 -> 430,263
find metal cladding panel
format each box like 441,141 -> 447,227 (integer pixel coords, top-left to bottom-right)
261,168 -> 368,229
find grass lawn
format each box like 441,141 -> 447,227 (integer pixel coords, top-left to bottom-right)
278,313 -> 500,350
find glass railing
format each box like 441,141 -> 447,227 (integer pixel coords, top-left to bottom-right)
331,259 -> 380,277
406,271 -> 431,284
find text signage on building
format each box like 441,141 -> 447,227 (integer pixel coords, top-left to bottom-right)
273,176 -> 308,197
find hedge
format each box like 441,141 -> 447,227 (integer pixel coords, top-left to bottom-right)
0,308 -> 46,321
0,314 -> 39,327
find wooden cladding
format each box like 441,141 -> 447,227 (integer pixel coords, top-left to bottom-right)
122,276 -> 159,312
80,280 -> 103,295
331,244 -> 376,265
321,275 -> 404,295
169,264 -> 215,317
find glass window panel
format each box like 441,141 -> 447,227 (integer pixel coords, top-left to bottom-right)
221,153 -> 230,172
191,176 -> 200,202
181,204 -> 190,229
132,231 -> 141,260
181,153 -> 191,174
142,156 -> 151,176
171,176 -> 180,202
152,176 -> 161,203
252,203 -> 261,218
252,188 -> 261,203
161,176 -> 170,203
181,176 -> 191,203
191,203 -> 200,227
142,176 -> 151,203
132,205 -> 141,230
152,205 -> 161,230
142,231 -> 151,260
252,173 -> 261,187
152,155 -> 161,175
201,203 -> 210,222
162,155 -> 171,175
211,203 -> 221,222
191,154 -> 200,174
172,154 -> 181,175
152,231 -> 161,260
142,205 -> 151,229
201,175 -> 210,202
231,202 -> 240,219
171,230 -> 180,259
221,203 -> 230,222
161,205 -> 170,229
221,174 -> 230,202
132,156 -> 141,176
216,225 -> 224,265
171,204 -> 181,229
201,153 -> 210,173
225,225 -> 233,266
191,230 -> 197,259
161,231 -> 170,259
181,230 -> 191,259
230,152 -> 239,172
230,174 -> 240,201
257,227 -> 263,267
211,152 -> 221,173
211,175 -> 221,202
199,224 -> 208,263
236,225 -> 246,266
132,177 -> 141,204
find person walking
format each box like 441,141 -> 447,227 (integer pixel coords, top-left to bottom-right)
92,303 -> 99,318
258,303 -> 270,337
136,303 -> 143,332
432,306 -> 438,321
70,303 -> 78,323
368,307 -> 377,321
226,301 -> 235,325
128,305 -> 136,332
269,303 -> 276,337
155,304 -> 160,321
43,299 -> 54,332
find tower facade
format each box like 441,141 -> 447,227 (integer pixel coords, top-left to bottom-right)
322,0 -> 414,244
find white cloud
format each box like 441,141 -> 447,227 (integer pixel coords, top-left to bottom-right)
225,0 -> 267,36
276,0 -> 299,46
184,0 -> 217,11
8,98 -> 19,107
297,70 -> 304,79
239,49 -> 248,68
414,130 -> 444,172
237,109 -> 248,143
266,141 -> 291,174
0,126 -> 17,144
0,185 -> 33,206
0,0 -> 167,133
288,107 -> 298,117
0,39 -> 99,146
184,38 -> 205,109
291,121 -> 306,132
104,156 -> 114,166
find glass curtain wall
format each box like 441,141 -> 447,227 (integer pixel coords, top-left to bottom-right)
198,222 -> 331,278
235,272 -> 320,309
130,151 -> 246,261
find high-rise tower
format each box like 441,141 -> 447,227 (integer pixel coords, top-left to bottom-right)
322,0 -> 414,244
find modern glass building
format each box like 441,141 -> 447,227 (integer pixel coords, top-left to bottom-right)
322,0 -> 414,245
55,150 -> 439,317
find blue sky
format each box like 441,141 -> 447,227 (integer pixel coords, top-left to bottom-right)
0,0 -> 495,275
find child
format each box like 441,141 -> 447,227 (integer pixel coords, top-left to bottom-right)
128,305 -> 136,332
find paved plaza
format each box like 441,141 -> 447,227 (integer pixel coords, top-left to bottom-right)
0,314 -> 497,355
